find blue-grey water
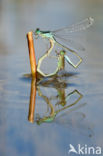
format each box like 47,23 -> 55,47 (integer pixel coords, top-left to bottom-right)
0,0 -> 103,156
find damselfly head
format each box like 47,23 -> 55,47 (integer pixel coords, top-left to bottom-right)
35,28 -> 41,38
60,50 -> 66,55
36,120 -> 41,125
55,50 -> 66,57
35,28 -> 40,34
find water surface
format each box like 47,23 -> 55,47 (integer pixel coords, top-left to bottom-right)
0,0 -> 103,156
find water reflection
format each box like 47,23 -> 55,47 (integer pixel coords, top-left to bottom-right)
27,75 -> 94,137
28,78 -> 36,123
27,73 -> 83,125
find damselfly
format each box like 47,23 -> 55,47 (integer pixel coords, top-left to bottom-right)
34,17 -> 94,68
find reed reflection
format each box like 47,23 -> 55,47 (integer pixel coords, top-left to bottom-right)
28,75 -> 83,125
28,78 -> 36,123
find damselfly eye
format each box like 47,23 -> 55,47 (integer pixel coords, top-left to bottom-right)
35,28 -> 40,35
36,28 -> 40,31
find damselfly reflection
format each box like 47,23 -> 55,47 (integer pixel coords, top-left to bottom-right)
28,78 -> 94,137
28,76 -> 84,125
36,88 -> 83,125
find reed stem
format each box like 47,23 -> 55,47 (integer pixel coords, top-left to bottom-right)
27,31 -> 36,77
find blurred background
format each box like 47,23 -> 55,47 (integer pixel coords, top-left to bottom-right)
0,0 -> 103,156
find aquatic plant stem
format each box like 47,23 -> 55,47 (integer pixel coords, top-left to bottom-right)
27,31 -> 36,77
